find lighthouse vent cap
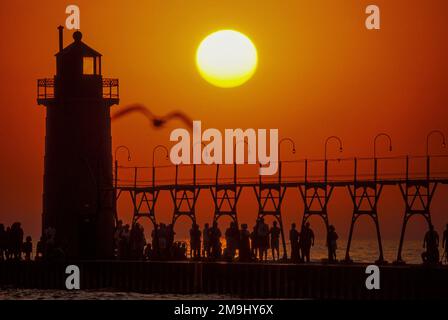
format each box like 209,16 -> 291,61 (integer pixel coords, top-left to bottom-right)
73,31 -> 82,42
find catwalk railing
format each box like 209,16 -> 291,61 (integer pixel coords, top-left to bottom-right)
114,155 -> 448,264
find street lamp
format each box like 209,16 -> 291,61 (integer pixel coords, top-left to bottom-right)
278,137 -> 296,183
374,133 -> 392,159
114,145 -> 131,225
114,145 -> 132,163
426,130 -> 446,157
152,145 -> 169,168
324,136 -> 343,182
279,137 -> 296,161
324,136 -> 343,160
114,145 -> 131,185
373,133 -> 392,181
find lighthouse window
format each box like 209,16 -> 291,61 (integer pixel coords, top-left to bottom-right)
83,57 -> 95,75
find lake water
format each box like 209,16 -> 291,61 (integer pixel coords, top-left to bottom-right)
181,239 -> 428,264
284,239 -> 424,264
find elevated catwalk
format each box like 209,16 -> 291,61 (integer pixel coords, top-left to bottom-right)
115,155 -> 448,263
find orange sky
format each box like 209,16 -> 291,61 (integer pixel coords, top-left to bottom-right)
1,1 -> 448,249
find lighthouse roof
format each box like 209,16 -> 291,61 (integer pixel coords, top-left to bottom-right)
55,31 -> 102,57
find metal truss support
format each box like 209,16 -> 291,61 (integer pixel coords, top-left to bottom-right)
170,165 -> 200,226
128,167 -> 159,226
396,156 -> 437,263
345,158 -> 385,263
253,163 -> 289,260
131,189 -> 159,226
298,160 -> 334,259
210,164 -> 242,225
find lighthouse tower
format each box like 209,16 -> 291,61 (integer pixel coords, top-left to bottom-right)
37,27 -> 119,259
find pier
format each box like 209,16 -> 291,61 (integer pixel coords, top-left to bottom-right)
1,261 -> 447,299
115,152 -> 448,263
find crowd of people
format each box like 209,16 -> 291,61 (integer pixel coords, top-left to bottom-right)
0,223 -> 60,261
114,221 -> 188,260
112,218 -> 289,262
113,220 -> 448,265
187,218 -> 283,262
0,222 -> 32,261
2,220 -> 448,264
190,219 -> 334,263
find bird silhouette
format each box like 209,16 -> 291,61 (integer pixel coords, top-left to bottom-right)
111,104 -> 193,130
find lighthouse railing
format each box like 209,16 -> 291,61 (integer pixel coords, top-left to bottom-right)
37,78 -> 55,104
102,78 -> 119,102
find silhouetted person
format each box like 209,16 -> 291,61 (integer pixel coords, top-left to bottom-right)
35,236 -> 45,261
190,223 -> 201,258
270,221 -> 281,261
5,226 -> 11,260
224,222 -> 239,260
301,222 -> 314,263
180,242 -> 187,259
10,222 -> 24,260
250,224 -> 258,260
209,222 -> 222,259
151,224 -> 160,259
42,226 -> 56,260
119,224 -> 130,259
130,223 -> 146,260
203,223 -> 210,258
144,243 -> 153,260
327,225 -> 338,262
167,224 -> 175,256
171,241 -> 187,260
443,224 -> 448,264
289,223 -> 300,262
158,223 -> 168,259
23,236 -> 33,261
129,223 -> 139,259
239,224 -> 251,262
114,220 -> 123,258
257,218 -> 269,261
0,224 -> 5,261
422,224 -> 439,264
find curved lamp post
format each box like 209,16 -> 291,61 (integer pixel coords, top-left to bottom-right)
373,133 -> 393,180
426,130 -> 446,157
374,133 -> 393,159
114,145 -> 132,163
426,130 -> 446,180
278,137 -> 296,183
279,137 -> 296,160
114,145 -> 131,186
114,145 -> 131,225
324,136 -> 343,182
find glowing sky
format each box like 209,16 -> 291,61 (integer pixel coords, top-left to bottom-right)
0,1 -> 448,246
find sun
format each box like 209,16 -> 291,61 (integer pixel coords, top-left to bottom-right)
196,30 -> 258,88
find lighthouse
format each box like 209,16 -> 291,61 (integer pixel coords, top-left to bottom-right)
37,27 -> 119,259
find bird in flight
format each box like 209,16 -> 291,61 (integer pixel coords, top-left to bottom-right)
111,104 -> 193,130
